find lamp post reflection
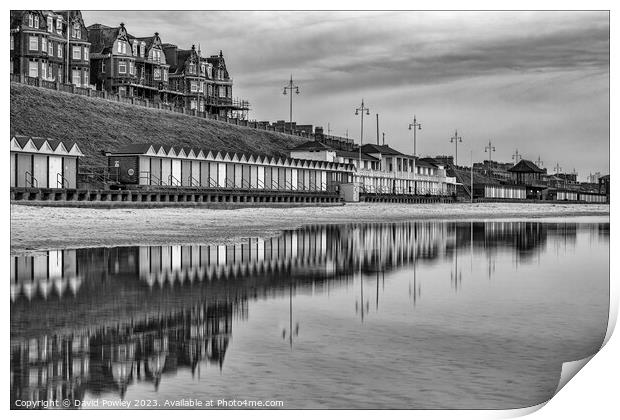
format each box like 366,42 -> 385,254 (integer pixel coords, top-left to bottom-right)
282,279 -> 299,349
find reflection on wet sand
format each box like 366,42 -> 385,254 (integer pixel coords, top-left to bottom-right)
10,220 -> 608,409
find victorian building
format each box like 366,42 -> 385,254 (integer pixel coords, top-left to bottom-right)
162,44 -> 248,117
10,10 -> 91,87
87,22 -> 171,102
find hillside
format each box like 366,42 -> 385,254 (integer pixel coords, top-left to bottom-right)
10,83 -> 305,166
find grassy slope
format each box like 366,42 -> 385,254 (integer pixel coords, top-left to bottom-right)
10,83 -> 304,166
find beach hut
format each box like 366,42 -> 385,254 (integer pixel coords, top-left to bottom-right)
10,136 -> 83,189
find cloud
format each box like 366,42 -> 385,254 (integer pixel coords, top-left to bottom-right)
81,10 -> 610,178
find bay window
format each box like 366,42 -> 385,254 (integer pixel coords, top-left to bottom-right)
29,36 -> 38,51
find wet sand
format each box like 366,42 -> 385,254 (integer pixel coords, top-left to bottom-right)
10,202 -> 609,254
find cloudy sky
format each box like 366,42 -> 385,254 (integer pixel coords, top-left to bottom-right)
82,11 -> 609,178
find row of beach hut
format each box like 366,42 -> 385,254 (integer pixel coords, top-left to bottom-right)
10,136 -> 83,189
107,143 -> 355,191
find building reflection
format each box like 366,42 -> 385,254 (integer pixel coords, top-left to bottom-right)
10,220 -> 593,408
11,300 -> 239,409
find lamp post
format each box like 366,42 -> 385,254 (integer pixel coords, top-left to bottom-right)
535,155 -> 544,169
512,149 -> 522,165
450,130 -> 463,166
355,99 -> 370,172
408,116 -> 422,157
484,140 -> 496,174
409,116 -> 422,195
282,75 -> 300,135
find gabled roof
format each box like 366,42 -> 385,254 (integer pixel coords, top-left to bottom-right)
10,136 -> 83,156
508,160 -> 545,173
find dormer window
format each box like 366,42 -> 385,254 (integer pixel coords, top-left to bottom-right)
117,41 -> 127,54
133,41 -> 138,56
34,15 -> 39,29
141,42 -> 146,57
47,16 -> 53,32
72,23 -> 81,38
28,14 -> 33,27
56,18 -> 62,33
188,62 -> 196,74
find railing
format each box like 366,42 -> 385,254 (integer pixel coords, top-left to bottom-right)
25,171 -> 38,188
168,175 -> 182,187
446,162 -> 472,199
57,173 -> 68,189
11,74 -> 331,143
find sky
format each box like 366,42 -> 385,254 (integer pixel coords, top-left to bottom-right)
82,11 -> 610,179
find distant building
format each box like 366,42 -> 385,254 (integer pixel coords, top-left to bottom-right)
508,159 -> 547,199
163,44 -> 247,117
289,140 -> 458,195
599,175 -> 609,197
87,22 -> 170,101
270,120 -> 313,135
10,10 -> 91,87
587,172 -> 602,183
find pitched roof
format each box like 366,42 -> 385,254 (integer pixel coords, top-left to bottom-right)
508,160 -> 545,173
361,143 -> 405,156
110,143 -> 154,154
335,149 -> 379,161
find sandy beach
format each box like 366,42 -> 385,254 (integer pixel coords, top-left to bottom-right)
10,202 -> 609,254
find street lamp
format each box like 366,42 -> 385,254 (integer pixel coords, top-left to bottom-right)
408,115 -> 422,157
484,140 -> 496,174
283,75 -> 300,135
450,130 -> 463,166
355,99 -> 370,172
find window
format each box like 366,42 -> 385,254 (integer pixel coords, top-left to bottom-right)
10,59 -> 14,74
10,35 -> 14,50
58,45 -> 62,58
163,69 -> 168,81
72,69 -> 80,86
47,16 -> 53,32
190,99 -> 197,110
199,81 -> 204,92
41,37 -> 47,53
41,63 -> 47,80
188,63 -> 196,74
48,41 -> 53,56
72,46 -> 81,60
56,18 -> 62,33
190,80 -> 198,92
29,36 -> 38,51
28,61 -> 38,77
141,42 -> 146,57
218,85 -> 226,98
133,41 -> 138,56
83,48 -> 89,61
28,14 -> 33,27
153,68 -> 160,80
129,61 -> 135,75
118,61 -> 126,74
72,23 -> 81,39
101,61 -> 105,72
117,41 -> 124,54
83,71 -> 89,86
201,64 -> 206,75
34,15 -> 39,29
